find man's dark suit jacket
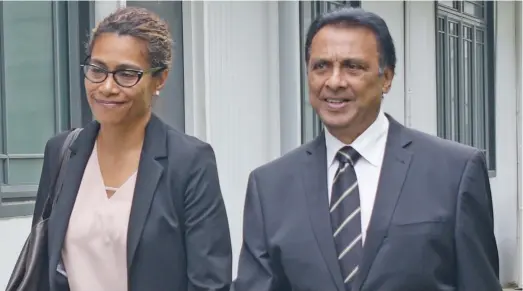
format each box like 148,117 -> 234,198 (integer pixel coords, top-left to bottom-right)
31,114 -> 233,291
232,114 -> 501,291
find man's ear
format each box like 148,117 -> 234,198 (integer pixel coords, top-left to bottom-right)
381,67 -> 394,94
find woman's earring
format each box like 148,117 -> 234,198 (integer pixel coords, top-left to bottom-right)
155,90 -> 160,96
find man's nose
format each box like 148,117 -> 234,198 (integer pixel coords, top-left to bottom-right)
325,67 -> 348,91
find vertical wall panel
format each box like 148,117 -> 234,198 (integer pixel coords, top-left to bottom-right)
205,2 -> 273,275
491,1 -> 518,285
184,1 -> 282,275
404,2 -> 438,135
515,0 -> 523,286
278,2 -> 302,154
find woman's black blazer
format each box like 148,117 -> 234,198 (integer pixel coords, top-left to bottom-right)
32,114 -> 233,291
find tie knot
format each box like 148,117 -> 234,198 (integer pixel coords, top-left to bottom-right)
336,146 -> 360,166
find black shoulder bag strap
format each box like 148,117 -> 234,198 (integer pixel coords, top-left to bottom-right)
40,128 -> 83,222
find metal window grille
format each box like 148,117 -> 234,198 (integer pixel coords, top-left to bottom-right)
436,0 -> 496,172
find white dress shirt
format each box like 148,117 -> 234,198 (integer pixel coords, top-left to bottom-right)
325,111 -> 389,243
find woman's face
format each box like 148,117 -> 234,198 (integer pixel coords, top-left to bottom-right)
84,32 -> 168,126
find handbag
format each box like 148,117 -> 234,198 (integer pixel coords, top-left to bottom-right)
6,128 -> 83,291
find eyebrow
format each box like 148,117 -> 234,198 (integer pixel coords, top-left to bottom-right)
311,57 -> 369,68
89,59 -> 143,71
311,56 -> 364,63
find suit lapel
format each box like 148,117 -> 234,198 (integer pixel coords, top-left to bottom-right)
301,133 -> 345,291
126,114 -> 167,269
352,115 -> 413,290
48,122 -> 99,285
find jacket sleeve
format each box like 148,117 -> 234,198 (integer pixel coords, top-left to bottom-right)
232,171 -> 291,291
455,150 -> 502,291
184,143 -> 233,291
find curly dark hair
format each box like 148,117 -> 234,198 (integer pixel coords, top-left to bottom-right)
87,6 -> 173,71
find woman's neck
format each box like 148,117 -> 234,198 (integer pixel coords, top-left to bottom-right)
96,112 -> 151,154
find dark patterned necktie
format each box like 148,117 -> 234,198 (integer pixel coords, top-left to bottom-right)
330,146 -> 363,290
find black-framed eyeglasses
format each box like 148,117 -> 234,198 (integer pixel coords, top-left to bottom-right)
81,62 -> 165,88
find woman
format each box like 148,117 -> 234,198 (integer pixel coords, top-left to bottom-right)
31,7 -> 232,291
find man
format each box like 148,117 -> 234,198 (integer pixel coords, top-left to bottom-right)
232,7 -> 501,291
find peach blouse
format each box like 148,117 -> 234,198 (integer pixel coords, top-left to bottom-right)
61,144 -> 137,291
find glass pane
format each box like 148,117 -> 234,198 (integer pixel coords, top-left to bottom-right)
0,159 -> 5,184
448,22 -> 460,141
439,1 -> 460,10
436,17 -> 447,138
468,0 -> 484,6
7,159 -> 43,185
476,28 -> 484,43
300,2 -> 315,143
449,21 -> 458,36
462,26 -> 474,146
438,17 -> 446,32
475,43 -> 486,151
0,89 -> 2,156
464,1 -> 484,19
325,1 -> 347,11
2,2 -> 57,154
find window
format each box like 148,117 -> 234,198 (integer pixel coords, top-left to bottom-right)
0,1 -> 93,218
436,1 -> 496,172
299,1 -> 361,143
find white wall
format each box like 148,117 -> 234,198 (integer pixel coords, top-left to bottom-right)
515,0 -> 523,286
403,1 -> 438,134
0,217 -> 31,289
182,1 -> 284,275
490,1 -> 519,285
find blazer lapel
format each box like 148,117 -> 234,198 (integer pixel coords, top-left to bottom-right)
127,114 -> 168,269
352,115 -> 413,290
301,133 -> 345,291
48,122 -> 99,285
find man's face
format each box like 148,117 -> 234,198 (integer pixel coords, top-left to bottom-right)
307,24 -> 393,136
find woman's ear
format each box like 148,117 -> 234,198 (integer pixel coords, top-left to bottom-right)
154,69 -> 169,93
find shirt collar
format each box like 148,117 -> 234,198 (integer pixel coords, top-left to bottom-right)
325,111 -> 389,167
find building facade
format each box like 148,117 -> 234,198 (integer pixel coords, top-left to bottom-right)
0,0 -> 521,288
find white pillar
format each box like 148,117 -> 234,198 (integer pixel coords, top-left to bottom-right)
403,1 -> 438,135
278,2 -> 302,154
516,0 -> 523,285
182,1 -> 283,276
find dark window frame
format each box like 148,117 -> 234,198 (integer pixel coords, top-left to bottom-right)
435,0 -> 496,175
0,1 -> 94,218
